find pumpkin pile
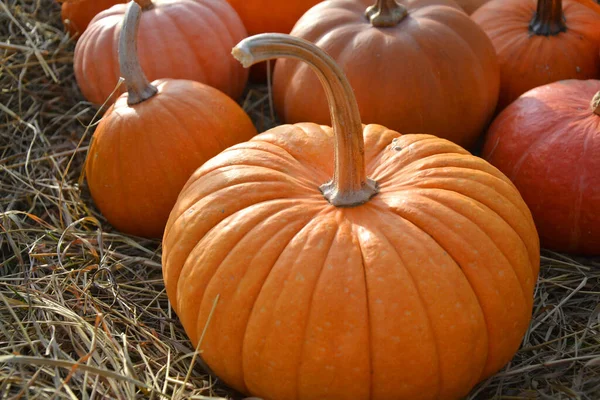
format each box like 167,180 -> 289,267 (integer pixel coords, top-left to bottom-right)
52,0 -> 600,397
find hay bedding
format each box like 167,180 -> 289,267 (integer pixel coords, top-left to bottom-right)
0,1 -> 599,399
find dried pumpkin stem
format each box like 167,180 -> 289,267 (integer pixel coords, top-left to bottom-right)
134,0 -> 154,10
591,92 -> 600,116
529,0 -> 566,36
119,1 -> 157,105
232,34 -> 378,207
365,0 -> 408,27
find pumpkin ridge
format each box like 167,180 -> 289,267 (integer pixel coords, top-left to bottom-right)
381,196 -> 494,357
416,189 -> 532,304
110,19 -> 121,97
508,118 -> 569,180
185,1 -> 238,95
240,206 -> 324,395
296,221 -> 341,400
381,168 -> 539,269
197,202 -> 323,393
236,206 -> 324,394
571,128 -> 596,248
159,90 -> 227,157
355,226 -> 373,400
245,129 -> 332,180
161,9 -> 206,83
238,210 -> 338,398
388,192 -> 532,376
370,218 -> 443,398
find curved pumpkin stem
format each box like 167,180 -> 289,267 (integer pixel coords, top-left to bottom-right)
232,34 -> 379,207
365,0 -> 407,27
119,1 -> 157,105
529,0 -> 566,36
591,92 -> 600,115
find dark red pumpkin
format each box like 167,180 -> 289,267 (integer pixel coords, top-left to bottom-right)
482,79 -> 600,255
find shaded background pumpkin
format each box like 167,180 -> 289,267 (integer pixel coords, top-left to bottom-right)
227,0 -> 321,82
482,79 -> 600,255
74,0 -> 248,106
272,0 -> 500,149
86,1 -> 256,238
224,0 -> 322,81
472,0 -> 600,111
163,33 -> 539,400
58,0 -> 126,37
453,0 -> 491,14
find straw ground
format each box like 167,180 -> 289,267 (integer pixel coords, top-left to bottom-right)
1,1 -> 599,399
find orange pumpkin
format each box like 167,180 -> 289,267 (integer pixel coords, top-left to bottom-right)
74,0 -> 248,106
224,0 -> 322,81
86,1 -> 257,238
272,0 -> 500,149
482,79 -> 600,255
58,0 -> 126,37
472,0 -> 600,111
453,0 -> 491,14
162,33 -> 540,400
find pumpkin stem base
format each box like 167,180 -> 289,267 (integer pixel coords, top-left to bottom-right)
320,178 -> 379,207
365,0 -> 407,28
529,0 -> 566,36
591,91 -> 600,115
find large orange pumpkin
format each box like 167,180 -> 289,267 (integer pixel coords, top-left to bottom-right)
272,0 -> 500,149
453,0 -> 491,14
482,79 -> 600,255
472,0 -> 600,111
162,33 -> 540,400
74,0 -> 248,106
58,0 -> 126,37
86,1 -> 256,238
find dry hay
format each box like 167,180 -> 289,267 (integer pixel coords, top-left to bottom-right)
1,1 -> 599,399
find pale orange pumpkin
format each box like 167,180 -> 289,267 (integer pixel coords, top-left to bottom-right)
272,0 -> 500,149
74,0 -> 248,106
58,0 -> 126,37
162,33 -> 540,400
86,1 -> 256,238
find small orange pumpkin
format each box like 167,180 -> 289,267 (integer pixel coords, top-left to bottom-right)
58,0 -> 127,37
272,0 -> 500,149
472,0 -> 600,111
86,1 -> 256,238
482,79 -> 600,255
162,33 -> 540,400
74,0 -> 248,106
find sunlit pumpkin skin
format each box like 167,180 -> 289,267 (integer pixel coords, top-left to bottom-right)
453,0 -> 491,14
472,0 -> 600,111
59,0 -> 126,37
74,0 -> 248,106
86,2 -> 257,238
482,79 -> 600,255
272,0 -> 500,149
163,34 -> 540,400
